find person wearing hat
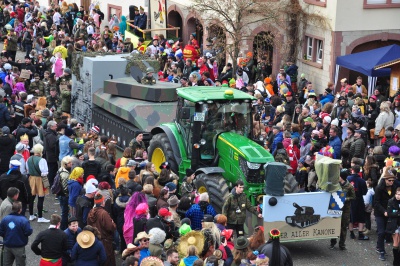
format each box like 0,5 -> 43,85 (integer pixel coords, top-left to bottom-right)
58,127 -> 83,161
87,193 -> 117,266
258,229 -> 293,265
63,216 -> 82,263
16,117 -> 38,150
133,6 -> 147,35
147,207 -> 179,241
168,195 -> 181,227
284,91 -> 295,117
346,165 -> 369,241
270,125 -> 283,154
5,27 -> 18,61
129,131 -> 146,155
180,168 -> 196,198
349,129 -> 365,159
320,83 -> 335,106
374,167 -> 397,260
75,183 -> 96,229
0,201 -> 33,266
331,96 -> 351,120
134,231 -> 151,264
9,54 -> 36,81
340,78 -> 352,94
46,86 -> 62,120
71,228 -> 107,265
177,231 -> 204,263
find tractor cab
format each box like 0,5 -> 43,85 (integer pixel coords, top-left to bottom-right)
176,88 -> 253,165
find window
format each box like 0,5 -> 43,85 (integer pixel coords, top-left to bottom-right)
364,0 -> 400,8
316,40 -> 323,63
304,0 -> 327,7
307,37 -> 313,60
303,35 -> 324,66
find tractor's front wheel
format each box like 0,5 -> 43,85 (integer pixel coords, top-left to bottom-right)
148,133 -> 178,173
194,173 -> 229,214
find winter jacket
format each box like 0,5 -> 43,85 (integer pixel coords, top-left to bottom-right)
146,216 -> 179,241
374,181 -> 396,217
87,207 -> 116,241
328,136 -> 342,159
71,238 -> 106,266
257,240 -> 293,266
375,111 -> 394,136
320,94 -> 334,106
112,195 -> 130,233
0,170 -> 30,204
81,160 -> 101,183
64,227 -> 82,257
115,167 -> 130,187
185,202 -> 217,230
58,167 -> 70,196
6,34 -> 18,52
271,131 -> 283,154
179,255 -> 199,266
0,212 -> 33,247
68,180 -> 82,207
382,138 -> 397,157
0,134 -> 16,174
0,104 -> 10,128
43,128 -> 59,163
222,188 -> 258,225
76,195 -> 93,229
349,137 -> 365,159
347,174 -> 367,198
386,197 -> 400,234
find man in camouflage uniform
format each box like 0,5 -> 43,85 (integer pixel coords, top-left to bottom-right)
60,84 -> 71,116
46,87 -> 62,120
57,68 -> 72,93
141,67 -> 156,85
330,169 -> 355,250
29,74 -> 45,96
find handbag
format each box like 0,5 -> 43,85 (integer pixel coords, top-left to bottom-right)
42,176 -> 50,188
370,128 -> 385,139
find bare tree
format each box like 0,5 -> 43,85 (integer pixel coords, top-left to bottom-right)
190,0 -> 286,73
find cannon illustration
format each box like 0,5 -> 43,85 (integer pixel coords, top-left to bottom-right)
285,203 -> 321,228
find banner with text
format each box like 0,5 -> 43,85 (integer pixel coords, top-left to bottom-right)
150,0 -> 166,37
262,191 -> 345,242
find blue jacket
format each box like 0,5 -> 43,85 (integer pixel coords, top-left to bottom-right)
68,180 -> 82,207
71,238 -> 106,266
139,248 -> 151,265
185,203 -> 217,230
64,227 -> 82,256
0,103 -> 10,128
58,135 -> 73,161
320,94 -> 334,106
0,213 -> 33,248
328,136 -> 342,159
271,131 -> 283,154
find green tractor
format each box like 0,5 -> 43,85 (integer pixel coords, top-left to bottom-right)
148,86 -> 274,213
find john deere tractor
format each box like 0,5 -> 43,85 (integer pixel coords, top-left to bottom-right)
148,87 -> 275,213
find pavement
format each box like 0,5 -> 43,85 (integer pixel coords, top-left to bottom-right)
0,44 -> 393,266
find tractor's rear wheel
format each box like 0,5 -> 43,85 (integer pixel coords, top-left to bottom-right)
194,173 -> 229,214
148,133 -> 178,173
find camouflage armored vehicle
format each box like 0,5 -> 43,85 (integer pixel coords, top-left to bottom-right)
285,202 -> 321,228
92,76 -> 181,148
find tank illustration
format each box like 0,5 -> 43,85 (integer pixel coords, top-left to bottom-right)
285,202 -> 321,228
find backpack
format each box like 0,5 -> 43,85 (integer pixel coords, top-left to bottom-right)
256,88 -> 269,98
51,170 -> 62,195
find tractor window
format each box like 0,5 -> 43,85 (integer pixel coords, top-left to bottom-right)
200,102 -> 252,158
177,99 -> 195,159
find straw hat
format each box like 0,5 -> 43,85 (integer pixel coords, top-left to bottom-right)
135,231 -> 151,242
177,230 -> 204,257
77,230 -> 95,249
122,243 -> 141,258
140,256 -> 164,266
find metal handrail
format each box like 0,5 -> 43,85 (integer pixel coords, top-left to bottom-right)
127,20 -> 180,39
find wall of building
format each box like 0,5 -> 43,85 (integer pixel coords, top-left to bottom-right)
335,0 -> 400,32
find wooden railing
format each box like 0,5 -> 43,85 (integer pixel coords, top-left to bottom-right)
127,20 -> 180,39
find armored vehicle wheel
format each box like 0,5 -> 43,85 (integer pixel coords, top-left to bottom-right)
194,173 -> 229,214
148,133 -> 178,173
284,173 -> 299,194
